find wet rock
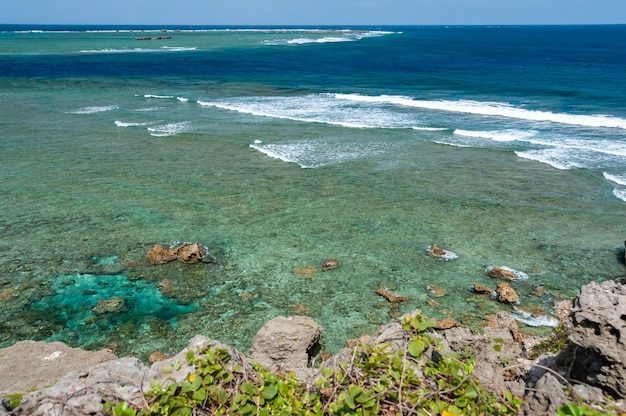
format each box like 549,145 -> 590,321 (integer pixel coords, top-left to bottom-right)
321,259 -> 341,271
293,265 -> 316,277
488,266 -> 518,280
375,287 -> 408,303
427,284 -> 447,297
426,244 -> 458,260
176,242 -> 205,263
146,242 -> 213,265
145,244 -> 179,265
92,297 -> 126,315
496,282 -> 519,304
248,316 -> 322,380
472,282 -> 493,294
435,317 -> 459,330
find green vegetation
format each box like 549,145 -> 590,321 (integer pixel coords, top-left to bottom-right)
528,323 -> 572,360
107,313 -> 523,415
104,312 -> 621,415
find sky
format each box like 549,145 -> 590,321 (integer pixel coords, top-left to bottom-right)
2,0 -> 626,26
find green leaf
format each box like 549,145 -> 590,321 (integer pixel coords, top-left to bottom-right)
262,384 -> 279,400
180,381 -> 193,394
348,385 -> 363,398
408,339 -> 426,357
240,381 -> 259,396
192,387 -> 207,402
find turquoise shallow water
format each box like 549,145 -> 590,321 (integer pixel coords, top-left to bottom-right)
1,26 -> 625,360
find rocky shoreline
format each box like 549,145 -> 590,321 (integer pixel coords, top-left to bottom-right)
1,274 -> 626,415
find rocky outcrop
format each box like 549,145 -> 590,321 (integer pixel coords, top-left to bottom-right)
495,282 -> 520,303
145,242 -> 214,265
248,316 -> 322,381
0,341 -> 117,396
566,279 -> 626,397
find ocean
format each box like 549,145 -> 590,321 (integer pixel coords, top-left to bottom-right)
1,24 -> 625,360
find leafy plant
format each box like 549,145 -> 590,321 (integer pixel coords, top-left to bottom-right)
114,312 -> 622,415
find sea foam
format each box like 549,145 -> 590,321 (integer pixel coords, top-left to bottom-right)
198,95 -> 434,130
67,105 -> 118,115
453,129 -> 536,142
115,120 -> 151,127
335,94 -> 626,130
613,189 -> 626,203
603,172 -> 626,186
249,139 -> 390,169
147,121 -> 192,137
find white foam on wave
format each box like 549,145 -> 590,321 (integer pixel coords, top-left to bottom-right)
115,120 -> 151,127
285,36 -> 353,45
133,107 -> 162,112
144,94 -> 174,99
249,139 -> 390,169
486,265 -> 529,281
67,105 -> 118,115
453,129 -> 537,142
412,126 -> 449,131
147,121 -> 192,137
603,172 -> 626,186
514,149 -> 583,170
335,93 -> 626,130
511,308 -> 559,328
80,46 -> 197,54
197,95 -> 436,130
262,30 -> 393,46
613,189 -> 626,203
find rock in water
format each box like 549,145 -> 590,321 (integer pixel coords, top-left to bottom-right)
92,297 -> 126,315
176,242 -> 205,263
321,259 -> 341,271
145,244 -> 178,265
495,282 -> 519,304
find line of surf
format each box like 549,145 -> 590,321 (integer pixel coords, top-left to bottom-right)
335,94 -> 626,130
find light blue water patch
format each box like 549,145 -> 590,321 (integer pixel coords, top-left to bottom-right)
33,273 -> 198,344
92,255 -> 119,265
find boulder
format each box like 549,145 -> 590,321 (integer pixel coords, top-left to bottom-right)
488,266 -> 518,280
146,242 -> 213,265
92,297 -> 126,315
0,340 -> 117,396
145,244 -> 178,265
566,280 -> 626,397
496,282 -> 519,303
176,242 -> 206,263
13,357 -> 147,416
248,316 -> 322,380
473,282 -> 493,294
522,372 -> 568,415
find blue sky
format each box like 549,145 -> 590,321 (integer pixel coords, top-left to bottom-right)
2,0 -> 626,25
